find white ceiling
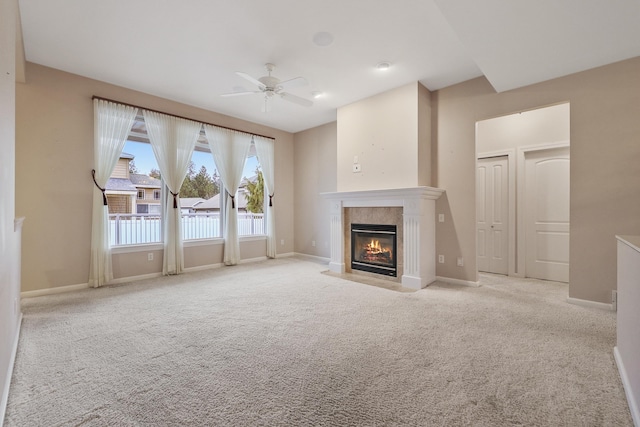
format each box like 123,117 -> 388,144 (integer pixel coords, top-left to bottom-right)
18,0 -> 640,133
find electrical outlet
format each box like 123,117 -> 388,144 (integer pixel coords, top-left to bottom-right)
438,255 -> 445,264
439,214 -> 444,223
457,257 -> 464,267
280,239 -> 285,246
148,253 -> 153,261
311,240 -> 316,247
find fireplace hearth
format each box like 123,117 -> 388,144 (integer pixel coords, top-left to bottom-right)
351,223 -> 397,277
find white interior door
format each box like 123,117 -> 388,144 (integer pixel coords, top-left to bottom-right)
525,147 -> 570,282
477,156 -> 509,274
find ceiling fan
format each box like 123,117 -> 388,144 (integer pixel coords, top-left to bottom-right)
221,63 -> 313,112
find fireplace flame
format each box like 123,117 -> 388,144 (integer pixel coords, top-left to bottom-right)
367,239 -> 386,254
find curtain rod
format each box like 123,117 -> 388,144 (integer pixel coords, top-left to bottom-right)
92,95 -> 275,141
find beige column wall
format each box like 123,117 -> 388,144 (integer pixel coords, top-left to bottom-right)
293,122 -> 337,258
16,63 -> 295,292
336,83 -> 427,192
434,57 -> 640,303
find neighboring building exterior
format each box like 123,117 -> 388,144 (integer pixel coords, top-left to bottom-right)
130,173 -> 162,214
105,153 -> 137,214
180,197 -> 205,214
105,153 -> 162,214
193,190 -> 250,213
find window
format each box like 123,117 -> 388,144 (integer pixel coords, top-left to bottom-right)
237,146 -> 264,236
181,141 -> 222,240
181,141 -> 264,240
109,137 -> 162,247
108,114 -> 265,247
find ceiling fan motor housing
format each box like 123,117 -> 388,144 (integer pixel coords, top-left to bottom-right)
259,75 -> 281,92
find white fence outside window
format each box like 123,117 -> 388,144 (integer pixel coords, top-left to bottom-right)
109,212 -> 264,246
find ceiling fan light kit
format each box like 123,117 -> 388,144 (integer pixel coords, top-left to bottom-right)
221,63 -> 313,112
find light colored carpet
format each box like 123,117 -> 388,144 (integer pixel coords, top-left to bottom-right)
4,257 -> 633,426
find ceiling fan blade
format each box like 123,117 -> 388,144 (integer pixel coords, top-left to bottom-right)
277,76 -> 307,89
236,72 -> 266,89
220,90 -> 261,97
280,92 -> 313,107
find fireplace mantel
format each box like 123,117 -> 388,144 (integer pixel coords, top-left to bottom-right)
322,186 -> 444,289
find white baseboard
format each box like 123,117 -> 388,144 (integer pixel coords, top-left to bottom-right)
293,253 -> 330,264
107,272 -> 163,286
566,297 -> 614,311
21,283 -> 89,299
22,257 -> 276,298
1,313 -> 22,427
184,263 -> 223,273
276,252 -> 296,258
435,276 -> 480,287
614,346 -> 640,427
187,257 -> 267,270
238,256 -> 268,265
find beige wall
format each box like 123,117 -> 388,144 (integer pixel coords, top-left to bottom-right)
293,122 -> 337,258
292,58 -> 640,304
16,62 -> 295,292
336,82 -> 429,191
434,57 -> 640,303
476,102 -> 570,153
13,55 -> 640,305
1,0 -> 21,415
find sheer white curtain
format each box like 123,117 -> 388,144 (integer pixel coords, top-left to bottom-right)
89,99 -> 138,287
254,136 -> 276,258
143,110 -> 201,275
204,125 -> 252,265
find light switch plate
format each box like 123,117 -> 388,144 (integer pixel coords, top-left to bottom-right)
353,164 -> 361,173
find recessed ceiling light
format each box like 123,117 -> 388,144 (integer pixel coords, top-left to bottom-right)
312,91 -> 324,99
312,32 -> 334,47
375,61 -> 391,71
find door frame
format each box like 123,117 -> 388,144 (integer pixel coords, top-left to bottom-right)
477,149 -> 517,277
516,141 -> 570,278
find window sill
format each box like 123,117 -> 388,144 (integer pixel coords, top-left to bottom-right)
184,238 -> 224,247
240,234 -> 267,242
111,243 -> 163,254
111,235 -> 267,253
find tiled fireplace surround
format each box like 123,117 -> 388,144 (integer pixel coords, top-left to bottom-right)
323,187 -> 445,289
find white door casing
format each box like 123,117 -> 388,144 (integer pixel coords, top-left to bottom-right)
524,147 -> 570,282
477,156 -> 509,275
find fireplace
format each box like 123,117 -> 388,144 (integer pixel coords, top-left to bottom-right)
323,187 -> 444,289
351,223 -> 397,277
